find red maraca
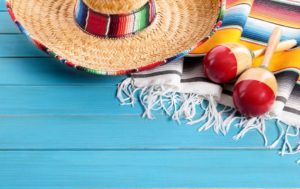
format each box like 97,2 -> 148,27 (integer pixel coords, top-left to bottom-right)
233,27 -> 282,117
203,39 -> 297,83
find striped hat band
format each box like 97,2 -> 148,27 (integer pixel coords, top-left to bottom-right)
75,0 -> 156,39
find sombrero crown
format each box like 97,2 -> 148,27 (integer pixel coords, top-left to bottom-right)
7,0 -> 222,75
83,0 -> 151,14
75,0 -> 156,38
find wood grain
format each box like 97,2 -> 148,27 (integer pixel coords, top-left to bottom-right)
253,39 -> 297,58
0,12 -> 20,33
0,58 -> 125,85
0,35 -> 47,57
225,43 -> 252,76
0,0 -> 6,11
0,116 -> 292,148
0,150 -> 299,188
261,27 -> 281,67
0,8 -> 299,189
0,86 -> 146,115
235,67 -> 277,94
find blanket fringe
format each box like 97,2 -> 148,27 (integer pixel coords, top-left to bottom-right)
117,79 -> 300,163
269,120 -> 285,149
188,96 -> 229,135
222,109 -> 238,134
118,79 -> 182,119
277,123 -> 300,164
280,125 -> 300,156
139,85 -> 177,119
233,117 -> 268,146
117,77 -> 137,106
172,93 -> 204,123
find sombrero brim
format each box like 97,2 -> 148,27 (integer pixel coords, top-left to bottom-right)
7,0 -> 225,75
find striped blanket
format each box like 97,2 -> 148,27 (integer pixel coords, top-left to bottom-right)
118,0 -> 300,162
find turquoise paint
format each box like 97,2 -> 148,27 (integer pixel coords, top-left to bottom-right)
0,35 -> 47,57
0,151 -> 299,188
0,86 -> 145,115
0,58 -> 126,85
0,9 -> 299,188
0,116 -> 295,148
0,12 -> 20,33
0,1 -> 6,11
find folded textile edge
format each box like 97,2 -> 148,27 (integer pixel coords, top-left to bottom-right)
117,57 -> 300,163
118,0 -> 300,163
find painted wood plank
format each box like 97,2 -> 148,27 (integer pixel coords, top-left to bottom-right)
0,58 -> 125,85
0,0 -> 6,11
0,86 -> 144,115
0,35 -> 47,57
0,85 -> 294,149
0,150 -> 299,188
0,116 -> 288,148
0,12 -> 20,33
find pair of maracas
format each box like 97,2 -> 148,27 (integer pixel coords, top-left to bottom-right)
203,27 -> 297,117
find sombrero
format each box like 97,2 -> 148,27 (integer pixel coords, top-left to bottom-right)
7,0 -> 224,75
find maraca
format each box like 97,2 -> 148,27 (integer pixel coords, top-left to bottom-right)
233,27 -> 282,117
203,39 -> 297,83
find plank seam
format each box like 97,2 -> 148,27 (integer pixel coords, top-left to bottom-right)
0,147 -> 281,151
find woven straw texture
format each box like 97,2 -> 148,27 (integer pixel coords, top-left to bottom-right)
10,0 -> 220,74
83,0 -> 150,14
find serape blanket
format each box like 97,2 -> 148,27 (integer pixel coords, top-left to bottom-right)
118,0 -> 300,162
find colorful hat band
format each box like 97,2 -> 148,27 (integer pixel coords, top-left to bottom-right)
74,0 -> 156,39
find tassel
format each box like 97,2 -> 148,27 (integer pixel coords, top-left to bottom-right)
117,77 -> 137,106
233,117 -> 268,146
172,93 -> 204,123
161,91 -> 181,117
269,120 -> 285,149
139,85 -> 180,119
140,86 -> 163,119
118,78 -> 181,119
222,109 -> 238,134
188,95 -> 224,135
280,125 -> 300,156
117,77 -> 300,163
219,107 -> 236,135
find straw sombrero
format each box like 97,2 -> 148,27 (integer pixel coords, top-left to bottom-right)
7,0 -> 224,75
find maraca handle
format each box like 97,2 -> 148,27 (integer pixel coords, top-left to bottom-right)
253,39 -> 297,58
261,27 -> 282,67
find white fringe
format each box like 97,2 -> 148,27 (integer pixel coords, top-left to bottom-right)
172,93 -> 204,123
280,125 -> 300,156
117,77 -> 137,106
269,120 -> 285,149
222,109 -> 238,134
118,78 -> 183,119
233,117 -> 268,146
117,79 -> 237,135
117,78 -> 300,163
188,96 -> 226,135
139,85 -> 176,119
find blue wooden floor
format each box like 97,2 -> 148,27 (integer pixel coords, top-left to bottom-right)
0,1 -> 300,188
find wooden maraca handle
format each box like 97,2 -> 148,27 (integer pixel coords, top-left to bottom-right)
253,39 -> 297,58
260,27 -> 282,67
